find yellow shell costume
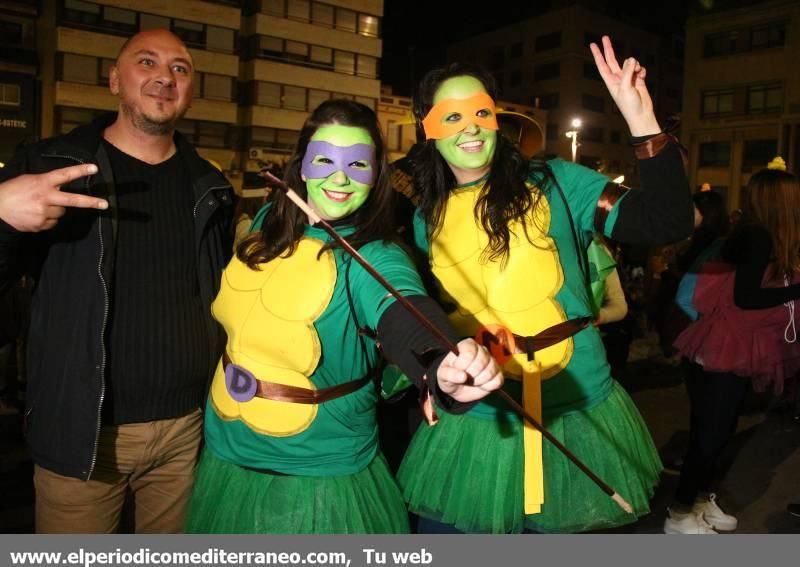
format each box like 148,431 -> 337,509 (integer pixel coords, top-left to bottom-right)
431,181 -> 571,513
209,237 -> 336,436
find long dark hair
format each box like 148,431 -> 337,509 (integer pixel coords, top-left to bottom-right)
412,62 -> 554,262
238,99 -> 397,268
678,190 -> 730,272
741,167 -> 800,277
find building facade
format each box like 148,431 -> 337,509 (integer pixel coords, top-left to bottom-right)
9,0 -> 384,193
0,0 -> 39,167
447,4 -> 683,183
682,0 -> 800,210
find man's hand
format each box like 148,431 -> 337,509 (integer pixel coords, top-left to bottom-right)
590,35 -> 660,137
0,164 -> 107,232
436,338 -> 504,403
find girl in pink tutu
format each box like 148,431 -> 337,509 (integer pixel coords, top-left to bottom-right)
668,160 -> 800,534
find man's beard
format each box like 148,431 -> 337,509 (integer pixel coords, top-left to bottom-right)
120,100 -> 184,136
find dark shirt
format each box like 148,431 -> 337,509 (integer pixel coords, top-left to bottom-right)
722,223 -> 800,309
104,140 -> 208,424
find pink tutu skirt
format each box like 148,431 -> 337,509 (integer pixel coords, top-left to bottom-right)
673,261 -> 800,393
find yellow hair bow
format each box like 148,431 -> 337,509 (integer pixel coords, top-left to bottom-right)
767,156 -> 787,171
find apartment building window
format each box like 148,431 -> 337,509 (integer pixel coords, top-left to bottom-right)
173,19 -> 205,48
582,94 -> 605,113
206,26 -> 235,53
704,31 -> 737,57
204,74 -> 234,101
336,8 -> 357,33
0,83 -> 21,106
334,51 -> 355,74
546,123 -> 559,141
511,42 -> 523,58
282,85 -> 306,110
62,53 -> 97,84
610,130 -> 621,144
535,31 -> 561,51
262,0 -> 285,16
104,6 -> 136,32
287,0 -> 310,22
56,107 -> 102,134
141,13 -> 169,30
251,37 -> 377,78
742,139 -> 778,170
583,62 -> 602,81
177,119 -> 230,148
750,21 -> 785,49
308,89 -> 329,109
537,92 -> 559,109
99,58 -> 114,85
311,3 -> 334,27
356,56 -> 377,78
257,82 -> 282,106
698,142 -> 731,167
534,63 -> 560,81
310,45 -> 333,66
0,21 -> 23,44
250,126 -> 299,152
358,14 -> 379,37
583,126 -> 604,143
702,88 -> 734,117
747,83 -> 783,114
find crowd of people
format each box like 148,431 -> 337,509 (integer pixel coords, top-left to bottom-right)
0,28 -> 797,535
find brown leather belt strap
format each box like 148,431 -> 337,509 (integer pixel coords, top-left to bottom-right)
594,181 -> 629,234
222,353 -> 372,404
632,131 -> 689,166
513,316 -> 591,359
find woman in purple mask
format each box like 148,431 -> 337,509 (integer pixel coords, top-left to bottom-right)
185,99 -> 503,534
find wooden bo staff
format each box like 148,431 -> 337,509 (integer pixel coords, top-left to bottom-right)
261,171 -> 633,514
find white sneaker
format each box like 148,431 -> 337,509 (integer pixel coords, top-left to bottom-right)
663,508 -> 719,534
693,493 -> 738,531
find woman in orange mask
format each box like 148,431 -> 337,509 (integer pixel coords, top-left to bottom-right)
396,37 -> 694,533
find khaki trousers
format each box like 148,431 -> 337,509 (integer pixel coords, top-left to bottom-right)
34,409 -> 202,534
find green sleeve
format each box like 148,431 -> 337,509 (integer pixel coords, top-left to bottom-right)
349,241 -> 428,329
249,203 -> 272,232
411,208 -> 430,256
543,159 -> 628,236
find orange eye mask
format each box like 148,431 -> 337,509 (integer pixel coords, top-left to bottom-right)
422,93 -> 499,140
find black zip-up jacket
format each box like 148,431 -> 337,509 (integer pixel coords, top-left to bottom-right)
0,114 -> 233,480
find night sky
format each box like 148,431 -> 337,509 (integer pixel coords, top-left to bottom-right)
380,0 -> 727,96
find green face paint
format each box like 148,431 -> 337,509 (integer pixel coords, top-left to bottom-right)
432,76 -> 497,183
303,124 -> 376,221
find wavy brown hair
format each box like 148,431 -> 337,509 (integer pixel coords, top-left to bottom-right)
741,168 -> 800,278
412,62 -> 556,263
237,99 -> 397,268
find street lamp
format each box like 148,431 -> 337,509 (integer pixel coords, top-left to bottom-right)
565,118 -> 582,163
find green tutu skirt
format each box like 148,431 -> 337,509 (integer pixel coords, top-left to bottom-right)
187,449 -> 409,534
397,381 -> 662,533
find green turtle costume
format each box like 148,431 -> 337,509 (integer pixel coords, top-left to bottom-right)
397,160 -> 662,534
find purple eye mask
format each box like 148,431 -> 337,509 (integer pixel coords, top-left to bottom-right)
301,141 -> 376,185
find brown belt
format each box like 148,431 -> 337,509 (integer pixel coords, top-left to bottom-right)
513,316 -> 591,361
222,353 -> 372,404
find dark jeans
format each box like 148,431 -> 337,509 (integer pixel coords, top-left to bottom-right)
674,360 -> 749,507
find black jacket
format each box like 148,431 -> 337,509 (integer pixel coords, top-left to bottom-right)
0,114 -> 233,480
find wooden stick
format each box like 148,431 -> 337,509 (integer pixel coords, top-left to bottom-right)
262,171 -> 633,514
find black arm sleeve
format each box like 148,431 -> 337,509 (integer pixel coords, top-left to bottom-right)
609,135 -> 694,245
722,224 -> 800,309
376,295 -> 473,414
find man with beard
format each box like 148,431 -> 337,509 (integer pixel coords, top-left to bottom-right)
0,29 -> 233,533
